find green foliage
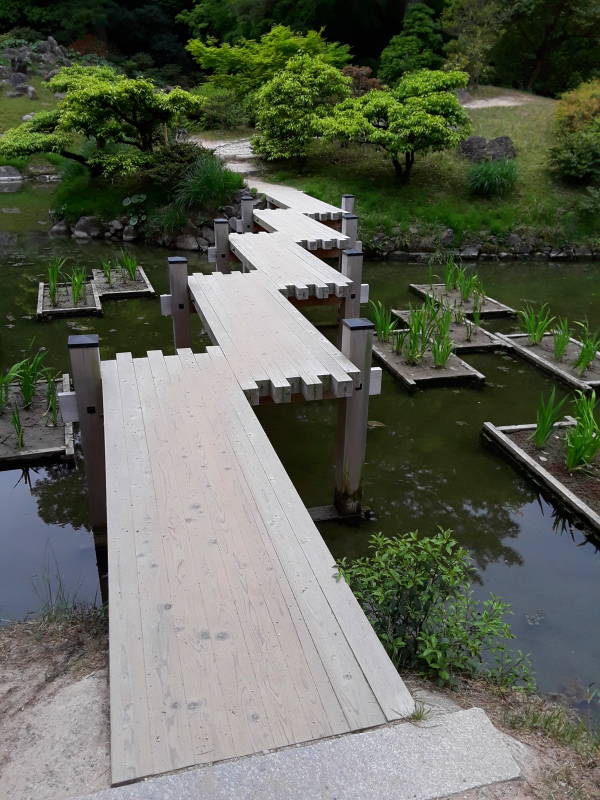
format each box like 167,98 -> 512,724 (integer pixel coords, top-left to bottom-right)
444,257 -> 460,291
378,4 -> 443,86
194,84 -> 250,129
47,257 -> 65,307
573,321 -> 600,375
174,149 -> 243,211
319,70 -> 471,181
11,405 -> 24,450
0,363 -> 22,416
44,369 -> 60,427
14,349 -> 46,409
337,529 -> 533,687
187,25 -> 351,98
430,309 -> 453,368
252,54 -> 351,161
100,258 -> 114,287
369,300 -> 396,343
553,317 -> 571,361
69,266 -> 87,306
518,303 -> 555,345
117,250 -> 138,282
394,299 -> 440,365
442,0 -> 508,87
533,388 -> 567,448
565,391 -> 600,472
469,159 -> 517,197
550,118 -> 600,184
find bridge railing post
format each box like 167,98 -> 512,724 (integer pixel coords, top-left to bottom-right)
240,194 -> 254,233
213,218 -> 231,273
340,249 -> 363,320
168,256 -> 192,349
341,194 -> 355,213
67,334 -> 106,530
334,318 -> 374,517
341,213 -> 360,251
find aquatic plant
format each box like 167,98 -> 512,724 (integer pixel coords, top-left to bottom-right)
118,248 -> 139,282
431,309 -> 453,368
47,257 -> 65,307
518,303 -> 555,346
572,321 -> 600,375
465,319 -> 474,342
552,317 -> 571,362
0,363 -> 22,415
100,258 -> 114,287
44,369 -> 60,427
70,266 -> 87,305
395,304 -> 437,365
532,388 -> 567,448
11,405 -> 24,449
369,300 -> 396,343
443,257 -> 459,292
471,291 -> 483,327
565,391 -> 600,471
453,307 -> 465,325
15,350 -> 47,408
456,269 -> 480,303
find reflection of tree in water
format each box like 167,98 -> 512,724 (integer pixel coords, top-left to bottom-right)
29,461 -> 90,532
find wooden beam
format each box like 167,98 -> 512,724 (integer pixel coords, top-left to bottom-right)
214,218 -> 231,273
341,194 -> 355,213
240,194 -> 254,233
341,213 -> 359,250
340,250 -> 363,320
168,256 -> 192,349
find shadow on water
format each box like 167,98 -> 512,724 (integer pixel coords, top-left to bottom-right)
1,235 -> 599,707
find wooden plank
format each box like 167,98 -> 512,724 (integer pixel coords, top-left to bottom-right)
253,209 -> 350,250
247,179 -> 344,220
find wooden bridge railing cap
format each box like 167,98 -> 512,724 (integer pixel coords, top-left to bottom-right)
214,217 -> 228,223
343,317 -> 374,331
168,256 -> 188,263
344,249 -> 363,258
342,212 -> 358,220
68,333 -> 100,349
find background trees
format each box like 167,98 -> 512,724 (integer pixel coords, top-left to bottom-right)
378,3 -> 443,86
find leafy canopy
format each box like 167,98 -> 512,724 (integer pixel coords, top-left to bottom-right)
187,24 -> 351,96
379,3 -> 443,86
0,65 -> 205,175
320,69 -> 471,181
252,54 -> 350,160
442,0 -> 509,87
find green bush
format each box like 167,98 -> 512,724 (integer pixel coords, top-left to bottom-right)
195,85 -> 249,130
549,118 -> 600,183
337,529 -> 534,688
141,143 -> 199,188
378,4 -> 443,85
174,149 -> 243,211
468,158 -> 517,197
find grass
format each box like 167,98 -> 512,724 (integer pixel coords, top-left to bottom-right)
15,350 -> 46,408
100,257 -> 114,286
117,249 -> 138,282
44,369 -> 59,427
533,388 -> 567,447
69,266 -> 87,305
174,149 -> 244,211
553,317 -> 571,361
468,158 -> 517,197
0,77 -> 58,133
262,87 -> 595,246
519,302 -> 555,345
11,404 -> 24,448
565,392 -> 600,471
369,299 -> 396,342
47,256 -> 65,307
431,309 -> 453,368
573,321 -> 600,375
0,363 -> 21,415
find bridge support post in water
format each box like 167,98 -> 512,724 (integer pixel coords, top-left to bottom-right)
168,256 -> 192,349
341,193 -> 355,213
341,213 -> 359,251
240,194 -> 255,233
68,334 -> 106,530
214,218 -> 231,273
334,318 -> 374,517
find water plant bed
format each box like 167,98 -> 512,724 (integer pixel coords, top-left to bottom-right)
91,267 -> 154,299
372,338 -> 485,392
0,375 -> 74,468
482,420 -> 600,532
409,284 -> 516,318
37,281 -> 102,318
392,309 -> 506,353
497,333 -> 600,392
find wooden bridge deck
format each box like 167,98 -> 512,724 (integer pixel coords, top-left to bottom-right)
229,231 -> 352,300
247,179 -> 344,220
253,208 -> 350,250
103,346 -> 413,785
188,270 -> 359,404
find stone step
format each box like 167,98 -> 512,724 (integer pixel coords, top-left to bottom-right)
73,707 -> 520,800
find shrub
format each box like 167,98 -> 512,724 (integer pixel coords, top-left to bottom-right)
194,85 -> 249,130
141,143 -> 199,188
549,118 -> 600,183
468,159 -> 517,197
555,80 -> 600,134
174,149 -> 243,211
337,529 -> 533,688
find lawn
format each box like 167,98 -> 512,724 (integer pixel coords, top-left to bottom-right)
0,76 -> 58,133
262,87 -> 594,248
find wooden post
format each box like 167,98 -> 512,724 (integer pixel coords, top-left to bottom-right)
214,218 -> 231,273
342,213 -> 359,249
341,194 -> 355,213
240,194 -> 254,233
334,318 -> 374,517
168,256 -> 192,349
68,334 -> 106,530
340,249 -> 363,320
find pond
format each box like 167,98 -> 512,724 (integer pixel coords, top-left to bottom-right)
0,230 -> 599,718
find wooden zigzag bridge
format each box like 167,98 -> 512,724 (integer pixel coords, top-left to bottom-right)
60,184 -> 417,787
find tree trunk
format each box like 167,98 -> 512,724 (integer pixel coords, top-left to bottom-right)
391,155 -> 405,181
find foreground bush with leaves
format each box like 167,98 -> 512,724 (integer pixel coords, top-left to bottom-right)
336,529 -> 533,688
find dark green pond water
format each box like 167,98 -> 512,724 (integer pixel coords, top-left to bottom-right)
1,230 -> 599,717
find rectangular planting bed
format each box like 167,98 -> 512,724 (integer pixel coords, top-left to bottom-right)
392,309 -> 507,353
91,266 -> 155,299
496,333 -> 600,392
482,419 -> 600,532
372,338 -> 485,392
0,374 -> 74,468
409,284 -> 516,318
37,281 -> 102,318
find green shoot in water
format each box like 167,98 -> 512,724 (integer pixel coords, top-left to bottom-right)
118,249 -> 138,282
572,321 -> 600,375
443,258 -> 459,292
552,317 -> 571,362
395,302 -> 439,365
11,405 -> 24,449
472,290 -> 484,327
465,319 -> 474,342
456,269 -> 480,303
70,266 -> 87,305
0,363 -> 22,415
532,388 -> 567,448
47,257 -> 65,307
14,350 -> 47,408
369,300 -> 397,343
518,303 -> 555,346
100,258 -> 114,287
565,391 -> 600,471
44,369 -> 60,427
431,309 -> 453,368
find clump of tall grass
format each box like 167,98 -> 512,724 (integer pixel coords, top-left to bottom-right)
471,290 -> 483,326
572,321 -> 600,375
0,363 -> 22,415
532,388 -> 567,448
565,391 -> 600,471
14,350 -> 46,408
369,300 -> 396,342
552,317 -> 571,361
47,257 -> 65,307
11,404 -> 24,449
100,257 -> 114,286
117,249 -> 138,282
69,266 -> 87,305
394,305 -> 437,365
174,149 -> 244,211
443,257 -> 459,292
518,303 -> 555,345
44,369 -> 60,427
468,159 -> 517,198
456,269 -> 481,303
431,309 -> 453,368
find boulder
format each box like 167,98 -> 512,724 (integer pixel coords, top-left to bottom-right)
200,225 -> 216,245
21,113 -> 35,121
459,245 -> 480,260
49,220 -> 70,236
122,225 -> 137,242
8,71 -> 28,88
106,219 -> 124,236
26,85 -> 38,100
174,234 -> 199,251
0,166 -> 23,182
73,215 -> 102,239
196,236 -> 210,251
459,135 -> 516,163
439,228 -> 455,247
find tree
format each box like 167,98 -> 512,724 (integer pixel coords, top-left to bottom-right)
378,3 -> 443,86
0,65 -> 205,175
186,24 -> 351,97
252,54 -> 351,160
441,0 -> 509,87
320,69 -> 471,181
